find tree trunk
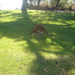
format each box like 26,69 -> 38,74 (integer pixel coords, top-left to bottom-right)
21,0 -> 27,11
30,0 -> 31,6
56,0 -> 60,7
37,0 -> 40,6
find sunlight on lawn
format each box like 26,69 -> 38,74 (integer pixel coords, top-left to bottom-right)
0,10 -> 22,22
70,70 -> 75,75
39,51 -> 58,59
28,11 -> 67,25
30,39 -> 39,44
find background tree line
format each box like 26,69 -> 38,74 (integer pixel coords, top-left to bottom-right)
27,0 -> 75,9
21,0 -> 75,11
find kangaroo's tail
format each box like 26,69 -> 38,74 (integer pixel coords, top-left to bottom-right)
46,30 -> 55,36
45,30 -> 49,36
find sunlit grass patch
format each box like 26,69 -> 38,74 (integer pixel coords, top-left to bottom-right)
0,10 -> 22,22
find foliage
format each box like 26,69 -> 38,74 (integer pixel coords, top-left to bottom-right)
50,0 -> 60,7
59,0 -> 68,7
27,0 -> 75,8
68,0 -> 74,8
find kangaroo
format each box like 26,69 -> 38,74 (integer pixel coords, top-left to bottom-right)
30,24 -> 54,37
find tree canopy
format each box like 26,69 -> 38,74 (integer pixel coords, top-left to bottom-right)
27,0 -> 75,8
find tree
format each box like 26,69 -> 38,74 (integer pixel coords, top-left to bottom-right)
21,0 -> 27,11
56,0 -> 60,7
37,0 -> 42,6
29,0 -> 33,6
37,0 -> 40,6
33,0 -> 37,5
50,0 -> 61,7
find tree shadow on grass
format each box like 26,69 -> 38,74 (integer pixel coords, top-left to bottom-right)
20,36 -> 74,75
0,10 -> 75,75
24,37 -> 75,75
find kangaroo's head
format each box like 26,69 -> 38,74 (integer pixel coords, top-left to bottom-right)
30,28 -> 34,35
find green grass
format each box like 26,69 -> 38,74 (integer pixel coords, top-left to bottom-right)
0,10 -> 75,75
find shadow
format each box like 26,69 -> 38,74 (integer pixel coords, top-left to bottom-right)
0,10 -> 75,75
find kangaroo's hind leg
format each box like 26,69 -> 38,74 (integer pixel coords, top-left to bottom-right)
39,32 -> 44,37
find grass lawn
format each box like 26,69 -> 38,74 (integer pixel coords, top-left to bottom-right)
0,10 -> 75,75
